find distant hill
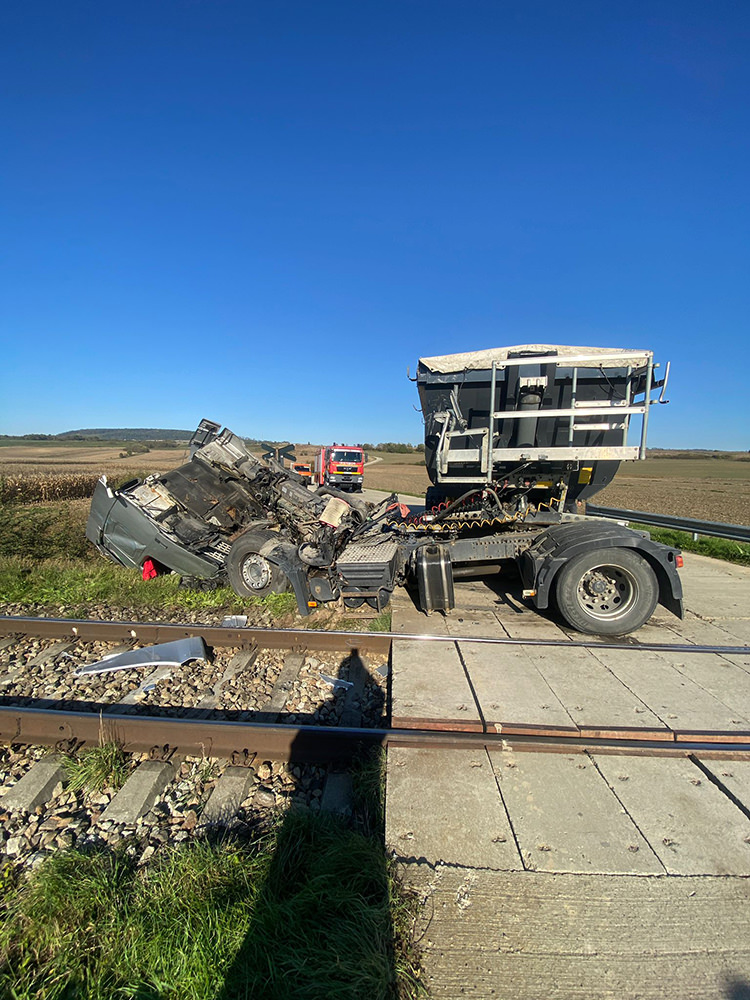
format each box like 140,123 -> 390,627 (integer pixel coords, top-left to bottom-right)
57,428 -> 194,442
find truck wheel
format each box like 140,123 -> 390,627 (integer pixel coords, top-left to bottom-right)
226,532 -> 289,599
366,588 -> 391,611
554,548 -> 658,635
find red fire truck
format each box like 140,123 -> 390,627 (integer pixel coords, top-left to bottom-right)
314,444 -> 365,492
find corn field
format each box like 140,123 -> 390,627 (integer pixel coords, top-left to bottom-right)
0,473 -> 103,504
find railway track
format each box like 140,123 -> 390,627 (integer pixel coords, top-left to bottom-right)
2,613 -> 750,872
2,615 -> 750,760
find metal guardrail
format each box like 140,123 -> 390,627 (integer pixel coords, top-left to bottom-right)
586,505 -> 750,543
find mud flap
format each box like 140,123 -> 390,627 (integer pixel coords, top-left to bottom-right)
259,540 -> 314,616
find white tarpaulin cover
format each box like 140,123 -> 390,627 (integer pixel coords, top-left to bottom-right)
418,344 -> 652,374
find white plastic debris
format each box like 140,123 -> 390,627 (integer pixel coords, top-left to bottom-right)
74,637 -> 208,676
320,673 -> 354,690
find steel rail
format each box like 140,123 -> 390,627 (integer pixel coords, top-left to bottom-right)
587,504 -> 750,543
1,616 -> 748,657
0,614 -> 742,656
1,704 -> 749,761
0,615 -> 391,655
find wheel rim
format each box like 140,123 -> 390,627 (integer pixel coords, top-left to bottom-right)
240,553 -> 273,591
575,563 -> 639,622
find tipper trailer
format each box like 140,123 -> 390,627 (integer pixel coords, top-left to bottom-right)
87,344 -> 682,635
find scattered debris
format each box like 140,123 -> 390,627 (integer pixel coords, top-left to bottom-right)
320,673 -> 354,690
75,637 -> 208,677
221,615 -> 248,628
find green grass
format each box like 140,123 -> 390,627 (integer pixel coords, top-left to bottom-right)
259,590 -> 298,617
63,743 -> 130,794
369,609 -> 393,632
632,524 -> 750,566
0,811 -> 425,1000
0,555 -> 300,619
0,500 -> 91,559
0,555 -> 245,614
352,747 -> 387,835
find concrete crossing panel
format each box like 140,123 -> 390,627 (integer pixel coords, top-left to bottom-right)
391,638 -> 481,730
406,866 -> 750,1000
522,645 -> 669,738
459,642 -> 577,734
386,747 -> 521,869
444,610 -> 507,638
489,751 -> 662,874
698,758 -> 750,813
588,646 -> 750,736
593,754 -> 750,875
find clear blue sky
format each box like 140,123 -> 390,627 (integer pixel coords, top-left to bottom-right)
1,0 -> 748,448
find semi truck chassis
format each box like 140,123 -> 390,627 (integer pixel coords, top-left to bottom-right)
87,344 -> 682,636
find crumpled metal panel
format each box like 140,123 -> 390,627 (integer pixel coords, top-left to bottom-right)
75,636 -> 208,676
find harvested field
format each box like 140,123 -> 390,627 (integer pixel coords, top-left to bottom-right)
595,458 -> 750,526
364,453 -> 430,497
366,453 -> 750,525
0,443 -> 192,477
2,441 -> 748,526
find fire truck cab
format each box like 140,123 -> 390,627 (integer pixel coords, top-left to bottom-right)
314,444 -> 365,492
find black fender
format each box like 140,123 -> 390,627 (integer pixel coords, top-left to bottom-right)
257,538 -> 314,616
518,520 -> 684,619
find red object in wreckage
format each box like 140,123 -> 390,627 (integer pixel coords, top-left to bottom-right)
142,559 -> 158,581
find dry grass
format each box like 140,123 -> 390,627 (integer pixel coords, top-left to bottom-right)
0,472 -> 103,503
0,442 -> 192,503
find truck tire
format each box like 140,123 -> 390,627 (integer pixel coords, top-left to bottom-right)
226,531 -> 290,599
554,547 -> 658,635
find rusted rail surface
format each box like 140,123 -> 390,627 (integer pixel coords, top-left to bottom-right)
1,704 -> 750,762
1,616 -> 748,657
0,616 -> 392,654
3,616 -> 750,761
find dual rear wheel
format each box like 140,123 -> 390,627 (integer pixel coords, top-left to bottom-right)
554,547 -> 658,635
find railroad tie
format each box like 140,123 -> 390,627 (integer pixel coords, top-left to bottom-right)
193,646 -> 259,716
255,652 -> 306,723
115,664 -> 172,710
197,765 -> 256,829
320,652 -> 369,817
1,640 -> 77,689
98,760 -> 177,825
27,641 -> 76,668
0,754 -> 68,814
0,634 -> 23,688
0,634 -> 21,653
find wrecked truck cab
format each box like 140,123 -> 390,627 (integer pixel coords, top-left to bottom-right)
87,342 -> 680,639
86,476 -> 227,580
86,424 -> 396,615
